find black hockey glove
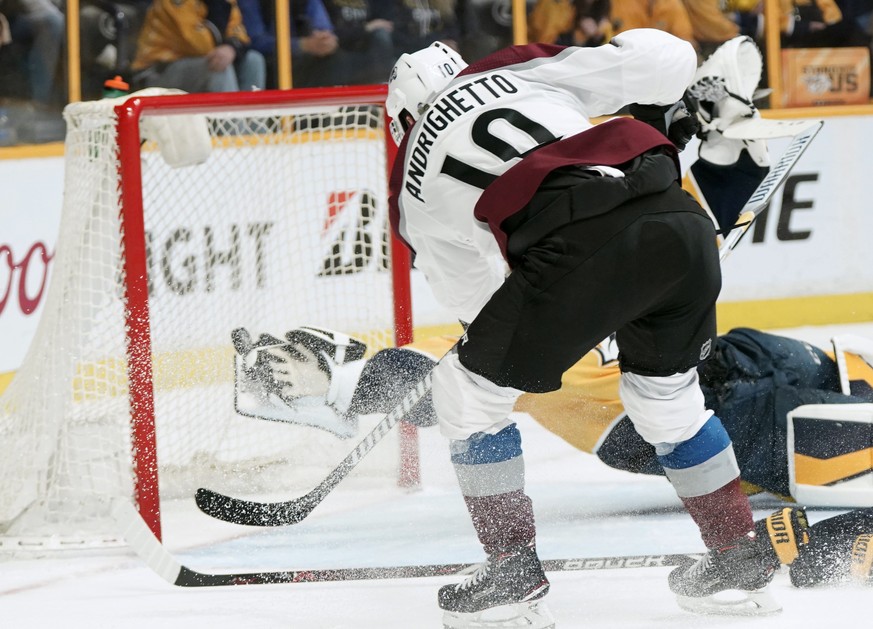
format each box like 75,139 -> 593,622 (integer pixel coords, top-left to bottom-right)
629,98 -> 701,150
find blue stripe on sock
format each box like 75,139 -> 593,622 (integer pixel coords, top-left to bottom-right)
658,415 -> 731,470
450,424 -> 522,465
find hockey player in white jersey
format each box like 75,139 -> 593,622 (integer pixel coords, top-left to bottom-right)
386,31 -> 777,626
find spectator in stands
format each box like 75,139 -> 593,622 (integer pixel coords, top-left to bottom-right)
779,0 -> 870,48
322,0 -> 396,84
844,0 -> 873,35
609,0 -> 697,49
724,0 -> 763,41
527,0 -> 612,47
456,0 -> 531,61
0,0 -> 65,105
131,0 -> 266,93
391,0 -> 461,56
0,8 -> 9,46
681,0 -> 741,55
239,0 -> 349,88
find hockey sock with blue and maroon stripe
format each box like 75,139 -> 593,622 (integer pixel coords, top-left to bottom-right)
658,415 -> 754,548
450,423 -> 536,554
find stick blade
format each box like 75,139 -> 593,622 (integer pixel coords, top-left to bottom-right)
112,499 -> 183,585
194,487 -> 310,526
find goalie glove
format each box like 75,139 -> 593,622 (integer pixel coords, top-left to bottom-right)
233,326 -> 367,438
789,507 -> 873,587
754,507 -> 810,567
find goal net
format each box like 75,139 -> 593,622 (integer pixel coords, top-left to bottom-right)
0,87 -> 414,547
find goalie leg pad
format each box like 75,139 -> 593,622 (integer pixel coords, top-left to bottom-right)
688,36 -> 770,168
787,403 -> 873,507
831,334 -> 873,400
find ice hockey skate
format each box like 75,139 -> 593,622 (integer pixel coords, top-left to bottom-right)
439,544 -> 554,629
668,531 -> 781,616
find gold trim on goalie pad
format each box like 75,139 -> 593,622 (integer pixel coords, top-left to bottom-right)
794,449 -> 873,486
850,533 -> 873,582
844,352 -> 873,395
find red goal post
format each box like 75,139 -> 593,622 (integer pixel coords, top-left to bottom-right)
0,86 -> 416,546
117,88 -> 414,540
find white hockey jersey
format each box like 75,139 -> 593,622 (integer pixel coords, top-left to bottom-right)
388,28 -> 697,323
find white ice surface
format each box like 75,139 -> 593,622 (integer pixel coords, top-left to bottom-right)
1,323 -> 872,628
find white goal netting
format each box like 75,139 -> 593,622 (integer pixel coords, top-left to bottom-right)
0,89 -> 411,546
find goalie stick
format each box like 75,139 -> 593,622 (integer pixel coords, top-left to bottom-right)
718,119 -> 823,262
195,119 -> 824,528
195,373 -> 434,526
115,500 -> 701,586
721,117 -> 822,140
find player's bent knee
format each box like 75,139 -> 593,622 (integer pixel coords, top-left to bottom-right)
619,369 -> 711,444
432,352 -> 521,440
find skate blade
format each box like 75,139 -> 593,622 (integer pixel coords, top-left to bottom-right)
676,588 -> 782,616
443,600 -> 556,629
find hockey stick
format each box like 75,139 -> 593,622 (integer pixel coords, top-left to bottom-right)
718,119 -> 823,262
196,120 -> 824,528
115,500 -> 701,586
721,117 -> 822,140
195,372 -> 433,526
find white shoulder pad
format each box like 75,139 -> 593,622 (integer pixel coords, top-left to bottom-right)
787,403 -> 873,507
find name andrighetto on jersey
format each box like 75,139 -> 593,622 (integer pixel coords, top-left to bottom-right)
404,73 -> 520,202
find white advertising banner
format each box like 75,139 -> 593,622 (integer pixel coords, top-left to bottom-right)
714,117 -> 873,301
138,139 -> 393,347
0,157 -> 64,372
1,114 -> 872,373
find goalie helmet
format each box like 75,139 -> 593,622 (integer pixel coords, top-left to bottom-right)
386,41 -> 468,144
